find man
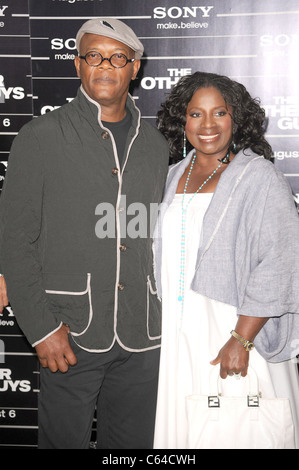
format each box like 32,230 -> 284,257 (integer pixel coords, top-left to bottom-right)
0,18 -> 169,449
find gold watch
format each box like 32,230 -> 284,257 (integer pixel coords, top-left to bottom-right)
230,330 -> 255,351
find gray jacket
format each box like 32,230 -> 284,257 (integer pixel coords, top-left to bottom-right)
0,87 -> 169,351
154,149 -> 299,362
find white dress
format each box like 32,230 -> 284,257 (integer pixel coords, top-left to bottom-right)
154,193 -> 299,449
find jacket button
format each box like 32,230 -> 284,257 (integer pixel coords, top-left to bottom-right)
112,168 -> 119,175
119,244 -> 127,252
101,131 -> 109,140
118,283 -> 125,291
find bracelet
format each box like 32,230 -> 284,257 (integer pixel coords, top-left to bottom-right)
230,330 -> 255,351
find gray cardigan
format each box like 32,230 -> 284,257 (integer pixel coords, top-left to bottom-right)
0,87 -> 169,351
154,149 -> 299,362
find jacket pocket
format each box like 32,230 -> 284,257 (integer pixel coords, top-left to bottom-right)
43,272 -> 93,336
146,273 -> 161,340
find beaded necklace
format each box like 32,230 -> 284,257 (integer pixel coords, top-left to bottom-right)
178,153 -> 226,325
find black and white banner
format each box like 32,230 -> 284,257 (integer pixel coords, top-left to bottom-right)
1,0 -> 299,448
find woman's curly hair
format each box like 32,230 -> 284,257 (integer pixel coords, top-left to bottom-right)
157,71 -> 272,162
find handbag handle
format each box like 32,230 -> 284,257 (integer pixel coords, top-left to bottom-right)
209,365 -> 260,405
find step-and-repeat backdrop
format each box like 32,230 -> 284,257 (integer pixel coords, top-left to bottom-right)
1,0 -> 299,448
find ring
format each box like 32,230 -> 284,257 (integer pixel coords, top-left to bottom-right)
233,372 -> 241,379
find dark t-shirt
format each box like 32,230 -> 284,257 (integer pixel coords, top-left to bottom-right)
102,109 -> 132,168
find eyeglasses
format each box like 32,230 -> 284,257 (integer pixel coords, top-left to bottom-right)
79,51 -> 136,69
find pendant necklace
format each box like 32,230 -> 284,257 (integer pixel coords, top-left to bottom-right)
177,152 -> 228,327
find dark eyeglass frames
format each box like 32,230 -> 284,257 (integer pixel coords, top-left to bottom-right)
79,51 -> 136,69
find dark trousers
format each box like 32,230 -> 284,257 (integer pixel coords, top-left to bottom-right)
38,338 -> 160,449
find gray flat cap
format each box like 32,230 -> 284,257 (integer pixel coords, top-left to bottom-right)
76,18 -> 144,59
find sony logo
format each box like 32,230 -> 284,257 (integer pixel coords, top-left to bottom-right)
51,38 -> 76,50
0,5 -> 8,16
153,6 -> 214,19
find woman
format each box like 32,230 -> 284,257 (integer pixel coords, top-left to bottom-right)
153,72 -> 299,449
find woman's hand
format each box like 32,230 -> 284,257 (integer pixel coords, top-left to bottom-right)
210,336 -> 249,379
210,315 -> 269,379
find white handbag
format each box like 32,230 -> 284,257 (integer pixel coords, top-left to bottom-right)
185,367 -> 295,449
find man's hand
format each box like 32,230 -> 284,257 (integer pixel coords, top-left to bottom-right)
35,324 -> 77,373
0,276 -> 9,313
